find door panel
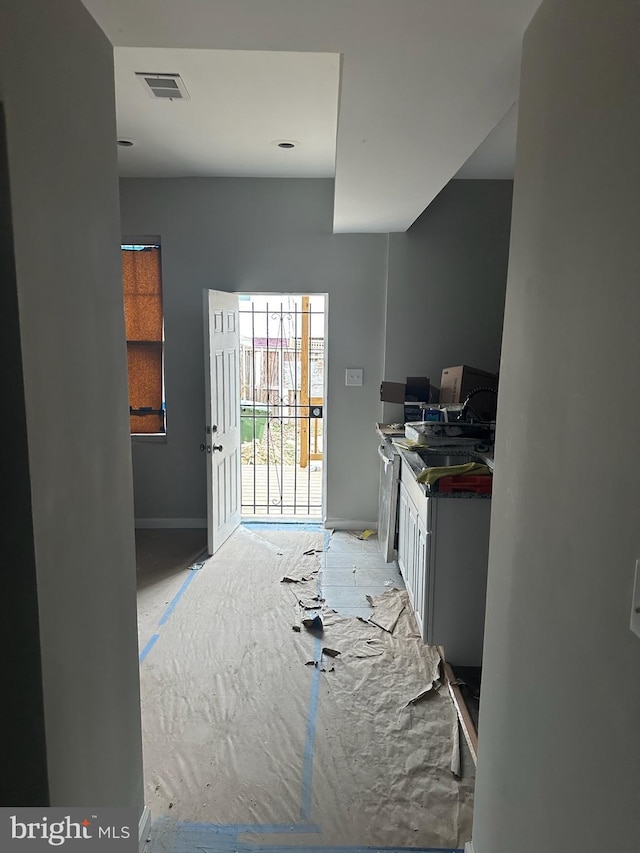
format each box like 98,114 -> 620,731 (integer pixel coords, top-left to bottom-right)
203,290 -> 241,554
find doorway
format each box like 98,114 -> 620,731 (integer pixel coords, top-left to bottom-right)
237,294 -> 326,519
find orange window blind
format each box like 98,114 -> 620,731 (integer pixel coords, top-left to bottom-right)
122,246 -> 165,433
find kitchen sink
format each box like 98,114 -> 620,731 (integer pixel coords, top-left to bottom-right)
417,452 -> 476,467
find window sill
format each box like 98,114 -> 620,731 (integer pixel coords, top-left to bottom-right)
131,434 -> 167,444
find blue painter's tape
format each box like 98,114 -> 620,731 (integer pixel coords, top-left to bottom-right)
242,521 -> 324,532
166,819 -> 462,853
239,847 -> 462,852
175,822 -> 320,834
298,530 -> 328,822
140,566 -> 201,665
299,633 -> 322,821
139,633 -> 160,664
158,570 -> 198,627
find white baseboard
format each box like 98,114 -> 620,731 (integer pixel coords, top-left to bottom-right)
324,518 -> 378,531
465,842 -> 475,853
135,518 -> 207,529
136,517 -> 379,532
138,806 -> 151,853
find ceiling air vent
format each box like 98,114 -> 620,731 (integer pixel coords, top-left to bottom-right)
136,72 -> 190,101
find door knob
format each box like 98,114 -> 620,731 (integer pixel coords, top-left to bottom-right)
212,444 -> 223,452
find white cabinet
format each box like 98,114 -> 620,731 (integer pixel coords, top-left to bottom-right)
397,478 -> 430,639
397,465 -> 491,666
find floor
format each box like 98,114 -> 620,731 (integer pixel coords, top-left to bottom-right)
136,523 -> 471,853
241,463 -> 323,517
319,529 -> 405,617
135,528 -> 207,637
228,521 -> 406,617
320,529 -> 474,780
134,525 -> 403,617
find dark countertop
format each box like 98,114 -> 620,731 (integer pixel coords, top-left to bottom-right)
376,424 -> 493,500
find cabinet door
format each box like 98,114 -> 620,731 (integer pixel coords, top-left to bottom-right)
397,483 -> 409,580
414,513 -> 429,642
397,482 -> 416,609
398,483 -> 407,582
406,498 -> 418,611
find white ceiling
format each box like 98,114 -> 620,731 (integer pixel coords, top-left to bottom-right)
83,0 -> 542,233
115,48 -> 340,178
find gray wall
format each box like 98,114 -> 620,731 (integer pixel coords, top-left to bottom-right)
120,177 -> 513,526
473,2 -> 640,851
383,179 -> 512,420
0,0 -> 144,812
120,178 -> 388,527
0,105 -> 49,806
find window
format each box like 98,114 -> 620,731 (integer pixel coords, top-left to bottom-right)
122,245 -> 165,434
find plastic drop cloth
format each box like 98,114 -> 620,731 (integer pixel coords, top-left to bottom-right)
139,526 -> 473,850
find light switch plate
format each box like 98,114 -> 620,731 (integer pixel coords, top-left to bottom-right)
631,559 -> 640,639
345,368 -> 363,386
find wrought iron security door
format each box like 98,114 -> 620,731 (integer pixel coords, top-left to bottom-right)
238,296 -> 325,517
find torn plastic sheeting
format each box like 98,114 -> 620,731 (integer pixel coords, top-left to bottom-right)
356,589 -> 420,641
318,606 -> 442,708
140,529 -> 325,827
240,526 -> 284,554
279,559 -> 319,585
301,614 -> 323,632
295,592 -> 325,610
365,588 -> 405,633
281,573 -> 317,584
139,528 -> 473,850
405,683 -> 442,707
306,599 -> 472,847
321,647 -> 340,658
350,639 -> 386,659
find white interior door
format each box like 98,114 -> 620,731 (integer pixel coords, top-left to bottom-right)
203,289 -> 241,555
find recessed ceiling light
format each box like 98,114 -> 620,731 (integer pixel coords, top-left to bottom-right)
271,140 -> 301,149
118,139 -> 134,147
